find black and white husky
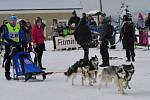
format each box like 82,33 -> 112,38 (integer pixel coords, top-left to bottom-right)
122,63 -> 135,89
98,63 -> 135,94
64,55 -> 99,86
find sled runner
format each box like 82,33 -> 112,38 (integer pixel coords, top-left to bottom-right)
109,57 -> 123,60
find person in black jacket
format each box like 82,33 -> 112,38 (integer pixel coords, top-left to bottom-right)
74,19 -> 92,64
0,20 -> 8,68
106,17 -> 115,49
68,10 -> 80,27
0,20 -> 8,33
145,13 -> 150,30
99,16 -> 111,67
120,16 -> 135,62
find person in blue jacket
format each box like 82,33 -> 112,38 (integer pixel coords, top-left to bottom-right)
18,19 -> 32,52
3,15 -> 25,80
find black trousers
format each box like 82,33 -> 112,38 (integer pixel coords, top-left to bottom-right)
4,46 -> 22,78
4,46 -> 11,78
80,43 -> 89,61
53,36 -> 56,50
126,48 -> 135,59
100,41 -> 110,65
34,44 -> 44,68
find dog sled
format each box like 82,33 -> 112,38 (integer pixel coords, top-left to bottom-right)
11,49 -> 56,81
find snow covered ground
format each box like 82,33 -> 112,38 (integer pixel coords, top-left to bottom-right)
0,39 -> 150,100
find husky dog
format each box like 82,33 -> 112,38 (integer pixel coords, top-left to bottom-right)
122,63 -> 135,89
64,58 -> 84,85
82,55 -> 99,86
64,55 -> 99,86
98,63 -> 134,94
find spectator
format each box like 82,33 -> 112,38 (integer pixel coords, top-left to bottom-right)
145,13 -> 150,30
25,21 -> 32,52
32,18 -> 46,70
17,20 -> 32,52
120,16 -> 135,62
87,15 -> 97,26
80,13 -> 88,25
136,13 -> 145,29
19,19 -> 28,51
36,16 -> 46,31
89,18 -> 97,26
35,16 -> 46,51
68,10 -> 80,27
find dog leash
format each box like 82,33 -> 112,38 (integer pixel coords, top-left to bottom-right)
44,71 -> 66,75
97,39 -> 120,49
9,46 -> 16,56
109,39 -> 120,47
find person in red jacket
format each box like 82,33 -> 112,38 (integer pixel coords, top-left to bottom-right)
32,18 -> 46,70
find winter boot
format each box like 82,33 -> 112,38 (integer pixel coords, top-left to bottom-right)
6,76 -> 11,80
99,64 -> 107,67
5,72 -> 11,80
132,56 -> 135,62
126,57 -> 131,62
39,63 -> 46,70
40,67 -> 46,70
99,59 -> 110,67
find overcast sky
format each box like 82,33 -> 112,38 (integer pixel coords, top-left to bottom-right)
0,0 -> 149,16
81,0 -> 150,15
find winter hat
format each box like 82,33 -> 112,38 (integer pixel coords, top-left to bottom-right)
9,15 -> 17,21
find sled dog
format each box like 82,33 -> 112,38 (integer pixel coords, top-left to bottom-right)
98,63 -> 134,94
64,55 -> 99,86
